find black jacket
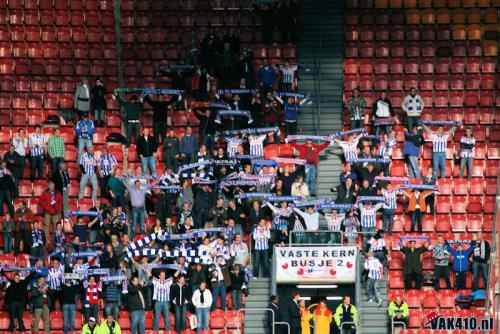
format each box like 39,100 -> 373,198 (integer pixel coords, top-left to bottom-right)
4,272 -> 34,304
61,283 -> 78,305
170,283 -> 191,306
136,135 -> 159,157
127,283 -> 146,311
472,240 -> 491,263
229,271 -> 245,290
288,300 -> 301,328
143,96 -> 175,122
26,229 -> 46,248
335,184 -> 356,204
194,110 -> 217,136
31,283 -> 50,309
91,85 -> 107,110
267,302 -> 282,327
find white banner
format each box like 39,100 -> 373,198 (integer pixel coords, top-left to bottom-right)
275,246 -> 357,283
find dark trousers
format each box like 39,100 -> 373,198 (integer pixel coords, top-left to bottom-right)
434,265 -> 451,290
472,262 -> 488,291
154,122 -> 167,144
253,249 -> 270,278
194,208 -> 210,228
407,116 -> 420,131
48,289 -> 63,311
174,304 -> 187,333
285,121 -> 297,136
51,157 -> 64,176
425,194 -> 435,214
455,271 -> 467,290
202,134 -> 214,154
164,152 -> 179,170
9,301 -> 25,330
404,271 -> 422,289
290,325 -> 300,334
410,210 -> 423,232
350,119 -> 363,130
100,175 -> 111,199
30,155 -> 44,180
126,122 -> 140,146
14,228 -> 25,255
19,156 -> 25,179
0,189 -> 14,216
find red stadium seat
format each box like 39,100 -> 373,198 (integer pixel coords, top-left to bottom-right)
408,310 -> 422,328
422,290 -> 438,308
451,214 -> 467,231
452,179 -> 468,195
437,179 -> 452,195
436,197 -> 451,214
439,290 -> 455,308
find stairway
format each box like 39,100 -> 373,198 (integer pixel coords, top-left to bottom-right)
243,277 -> 273,334
359,273 -> 389,334
297,0 -> 345,197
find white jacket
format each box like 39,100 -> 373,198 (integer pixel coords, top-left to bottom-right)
401,94 -> 424,117
192,288 -> 213,308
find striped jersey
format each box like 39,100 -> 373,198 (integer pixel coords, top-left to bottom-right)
358,203 -> 384,228
249,134 -> 266,157
225,137 -> 244,158
80,152 -> 96,175
460,135 -> 476,158
152,277 -> 173,302
48,266 -> 64,291
279,65 -> 298,84
378,137 -> 397,159
324,213 -> 346,232
381,189 -> 401,210
98,154 -> 118,176
364,256 -> 383,279
267,204 -> 292,231
368,236 -> 386,251
338,140 -> 359,163
343,216 -> 359,238
430,133 -> 450,153
29,133 -> 46,156
253,226 -> 270,250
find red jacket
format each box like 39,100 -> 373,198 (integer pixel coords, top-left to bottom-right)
292,142 -> 330,166
40,189 -> 63,215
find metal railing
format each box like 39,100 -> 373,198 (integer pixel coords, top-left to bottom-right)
391,318 -> 407,334
236,308 -> 275,334
340,321 -> 358,333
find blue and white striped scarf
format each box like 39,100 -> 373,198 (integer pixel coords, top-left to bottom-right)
356,196 -> 385,203
420,120 -> 461,127
218,89 -> 256,95
215,110 -> 253,124
330,128 -> 366,139
218,126 -> 279,137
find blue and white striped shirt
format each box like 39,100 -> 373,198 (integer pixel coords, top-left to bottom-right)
249,135 -> 266,157
430,133 -> 450,153
152,277 -> 173,302
29,133 -> 46,157
358,203 -> 383,228
253,226 -> 270,250
378,137 -> 397,159
225,137 -> 243,158
279,65 -> 297,84
48,266 -> 64,291
98,154 -> 118,176
381,189 -> 401,210
80,152 -> 96,175
338,140 -> 359,163
364,256 -> 382,280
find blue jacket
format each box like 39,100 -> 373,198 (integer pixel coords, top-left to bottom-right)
76,119 -> 95,139
447,242 -> 476,272
180,134 -> 198,156
257,66 -> 276,87
284,103 -> 300,121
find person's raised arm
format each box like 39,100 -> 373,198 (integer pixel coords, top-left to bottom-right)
274,95 -> 284,105
446,126 -> 457,135
421,123 -> 432,135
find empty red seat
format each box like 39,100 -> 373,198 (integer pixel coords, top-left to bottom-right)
437,179 -> 452,195
453,179 -> 468,195
451,214 -> 467,231
466,215 -> 482,232
436,197 -> 451,214
439,290 -> 455,308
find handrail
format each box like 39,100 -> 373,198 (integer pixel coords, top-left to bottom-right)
391,318 -> 407,334
275,321 -> 291,334
340,321 -> 357,332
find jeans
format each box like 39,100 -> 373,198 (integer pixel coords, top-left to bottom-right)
285,121 -> 297,136
33,305 -> 50,332
78,173 -> 98,200
154,301 -> 171,330
407,116 -> 420,131
154,122 -> 167,144
3,233 -> 12,253
77,138 -> 93,162
104,302 -> 119,321
407,155 -> 421,178
410,211 -> 422,232
89,230 -> 99,244
362,226 -> 375,250
231,290 -> 242,310
141,156 -> 157,178
9,301 -> 25,330
366,277 -> 381,302
131,309 -> 146,334
432,152 -> 446,179
94,109 -> 105,122
62,189 -> 69,218
195,307 -> 210,334
382,209 -> 395,235
211,281 -> 227,311
434,265 -> 451,290
472,262 -> 488,291
51,157 -> 64,175
30,155 -> 44,180
131,207 -> 146,238
253,249 -> 270,278
305,164 -> 317,195
126,122 -> 140,146
174,304 -> 187,333
85,304 -> 99,322
459,157 -> 473,180
375,124 -> 391,136
62,304 -> 76,334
